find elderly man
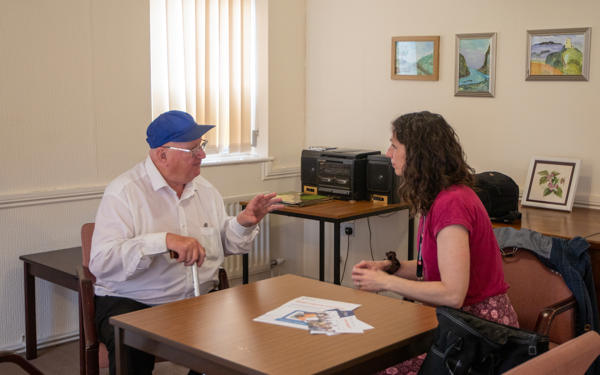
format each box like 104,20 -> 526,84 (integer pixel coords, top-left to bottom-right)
89,110 -> 282,375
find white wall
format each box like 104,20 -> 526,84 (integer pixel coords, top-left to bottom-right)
0,0 -> 306,350
305,0 -> 600,208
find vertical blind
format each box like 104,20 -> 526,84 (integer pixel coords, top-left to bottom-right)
150,0 -> 256,154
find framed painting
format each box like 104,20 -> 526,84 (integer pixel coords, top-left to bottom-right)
526,27 -> 591,81
454,33 -> 496,97
522,156 -> 581,212
391,36 -> 439,80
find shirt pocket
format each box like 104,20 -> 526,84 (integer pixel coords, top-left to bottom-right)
197,226 -> 223,262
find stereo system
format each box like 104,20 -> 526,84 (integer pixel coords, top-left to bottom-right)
301,148 -> 400,203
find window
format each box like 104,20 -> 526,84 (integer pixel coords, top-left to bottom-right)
150,0 -> 256,155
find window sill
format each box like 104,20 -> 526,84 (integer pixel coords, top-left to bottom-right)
202,153 -> 273,167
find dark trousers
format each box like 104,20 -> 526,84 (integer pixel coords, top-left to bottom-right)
95,295 -> 155,375
95,295 -> 204,375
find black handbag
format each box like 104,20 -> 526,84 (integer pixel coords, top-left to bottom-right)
419,306 -> 549,375
474,171 -> 521,223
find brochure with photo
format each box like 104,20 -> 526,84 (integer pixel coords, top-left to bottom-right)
254,296 -> 373,335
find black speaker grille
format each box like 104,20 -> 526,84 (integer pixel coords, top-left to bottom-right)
367,162 -> 394,192
301,156 -> 319,185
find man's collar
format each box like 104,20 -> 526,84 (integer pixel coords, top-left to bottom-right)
144,155 -> 199,198
145,155 -> 170,192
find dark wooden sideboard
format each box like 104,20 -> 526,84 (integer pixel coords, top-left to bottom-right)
493,205 -> 600,311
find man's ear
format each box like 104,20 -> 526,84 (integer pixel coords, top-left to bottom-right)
150,147 -> 168,164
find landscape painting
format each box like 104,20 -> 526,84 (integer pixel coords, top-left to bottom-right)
526,28 -> 591,81
455,33 -> 496,97
391,36 -> 439,81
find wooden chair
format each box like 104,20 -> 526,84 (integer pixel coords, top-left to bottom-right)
78,223 -> 230,375
504,330 -> 600,375
0,351 -> 44,375
501,247 -> 577,346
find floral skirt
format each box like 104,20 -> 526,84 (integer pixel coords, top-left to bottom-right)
376,293 -> 519,375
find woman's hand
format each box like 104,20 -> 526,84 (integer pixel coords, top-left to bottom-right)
353,259 -> 390,272
351,263 -> 392,292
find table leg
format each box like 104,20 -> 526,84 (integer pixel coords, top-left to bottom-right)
24,262 -> 37,359
408,216 -> 415,260
243,254 -> 249,284
334,222 -> 341,285
319,221 -> 325,281
114,327 -> 127,375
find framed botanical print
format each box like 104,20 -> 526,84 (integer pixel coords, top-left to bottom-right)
522,156 -> 581,211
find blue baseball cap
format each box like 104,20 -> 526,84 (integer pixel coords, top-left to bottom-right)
146,110 -> 215,148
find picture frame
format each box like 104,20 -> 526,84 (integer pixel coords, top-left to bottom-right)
454,33 -> 496,97
526,27 -> 591,81
391,36 -> 439,81
521,156 -> 581,212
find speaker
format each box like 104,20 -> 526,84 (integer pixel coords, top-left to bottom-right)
301,150 -> 320,194
367,155 -> 401,204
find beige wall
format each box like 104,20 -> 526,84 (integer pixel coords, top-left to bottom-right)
4,0 -> 597,353
0,0 -> 305,350
306,0 -> 600,208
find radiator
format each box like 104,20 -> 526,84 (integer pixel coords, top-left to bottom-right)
223,199 -> 271,279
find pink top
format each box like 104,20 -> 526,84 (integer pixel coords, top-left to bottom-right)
418,185 -> 508,306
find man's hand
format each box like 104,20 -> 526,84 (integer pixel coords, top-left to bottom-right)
237,192 -> 284,227
166,233 -> 206,267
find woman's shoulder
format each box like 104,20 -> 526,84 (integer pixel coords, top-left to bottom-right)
431,185 -> 482,215
436,184 -> 478,202
428,185 -> 486,231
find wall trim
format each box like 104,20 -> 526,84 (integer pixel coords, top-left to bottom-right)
261,161 -> 300,181
0,185 -> 106,210
1,185 -> 597,210
574,197 -> 600,210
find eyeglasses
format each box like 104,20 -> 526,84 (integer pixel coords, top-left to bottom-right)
162,139 -> 208,156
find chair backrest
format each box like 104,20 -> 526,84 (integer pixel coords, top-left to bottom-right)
81,222 -> 95,268
502,248 -> 576,344
504,330 -> 600,375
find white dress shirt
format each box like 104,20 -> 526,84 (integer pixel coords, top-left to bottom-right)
89,156 -> 258,305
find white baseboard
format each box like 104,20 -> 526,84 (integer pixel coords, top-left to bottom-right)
0,331 -> 79,354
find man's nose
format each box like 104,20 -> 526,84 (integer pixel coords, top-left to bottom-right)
193,149 -> 206,159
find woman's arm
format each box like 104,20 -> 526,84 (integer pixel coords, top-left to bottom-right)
352,224 -> 470,308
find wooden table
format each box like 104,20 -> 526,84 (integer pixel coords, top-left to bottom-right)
242,200 -> 411,284
110,274 -> 436,375
19,247 -> 85,375
493,205 -> 600,310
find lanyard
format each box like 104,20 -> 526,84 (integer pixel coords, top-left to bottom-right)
416,215 -> 426,281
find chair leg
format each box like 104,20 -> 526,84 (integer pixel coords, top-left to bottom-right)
79,298 -> 86,375
0,352 -> 44,375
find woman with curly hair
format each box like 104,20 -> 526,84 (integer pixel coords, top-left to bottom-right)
351,111 -> 519,374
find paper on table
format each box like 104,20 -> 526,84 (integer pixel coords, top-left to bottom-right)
253,296 -> 372,334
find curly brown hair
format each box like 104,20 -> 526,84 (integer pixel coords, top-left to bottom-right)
392,111 -> 474,215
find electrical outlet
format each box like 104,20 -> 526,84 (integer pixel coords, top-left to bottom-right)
343,223 -> 355,237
